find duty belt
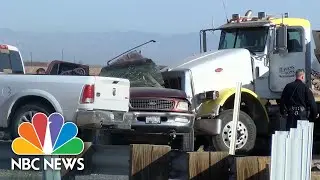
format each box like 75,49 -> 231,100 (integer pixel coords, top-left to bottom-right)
290,106 -> 305,111
289,106 -> 306,116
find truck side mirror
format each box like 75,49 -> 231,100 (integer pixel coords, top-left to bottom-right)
276,25 -> 288,54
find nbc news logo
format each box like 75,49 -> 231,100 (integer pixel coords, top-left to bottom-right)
11,113 -> 85,171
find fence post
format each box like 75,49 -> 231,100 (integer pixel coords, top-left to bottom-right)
42,156 -> 61,180
129,144 -> 171,180
307,122 -> 314,180
270,121 -> 314,180
229,82 -> 242,155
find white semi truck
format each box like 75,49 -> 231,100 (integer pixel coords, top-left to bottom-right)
162,10 -> 320,153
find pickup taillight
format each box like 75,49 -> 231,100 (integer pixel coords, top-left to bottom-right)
81,84 -> 95,104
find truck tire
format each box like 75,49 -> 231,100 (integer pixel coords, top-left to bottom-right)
182,128 -> 195,152
212,109 -> 256,153
10,103 -> 53,139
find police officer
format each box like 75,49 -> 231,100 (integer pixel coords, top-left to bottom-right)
280,69 -> 318,130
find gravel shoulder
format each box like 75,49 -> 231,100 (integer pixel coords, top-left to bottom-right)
0,170 -> 128,180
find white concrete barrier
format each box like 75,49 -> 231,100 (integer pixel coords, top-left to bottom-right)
270,120 -> 314,180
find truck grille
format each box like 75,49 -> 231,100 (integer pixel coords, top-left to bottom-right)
130,99 -> 175,110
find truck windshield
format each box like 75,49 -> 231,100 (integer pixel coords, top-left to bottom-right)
0,50 -> 24,74
218,27 -> 269,52
99,58 -> 164,88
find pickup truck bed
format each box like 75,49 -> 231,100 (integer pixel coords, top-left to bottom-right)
0,74 -> 131,138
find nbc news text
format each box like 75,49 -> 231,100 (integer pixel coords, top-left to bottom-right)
11,157 -> 84,171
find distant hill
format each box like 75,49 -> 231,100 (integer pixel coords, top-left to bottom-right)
0,28 -> 219,67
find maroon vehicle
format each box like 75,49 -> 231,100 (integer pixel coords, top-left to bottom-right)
43,55 -> 195,151
45,60 -> 90,75
100,53 -> 195,151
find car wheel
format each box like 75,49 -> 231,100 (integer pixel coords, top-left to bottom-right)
212,109 -> 256,154
10,103 -> 53,139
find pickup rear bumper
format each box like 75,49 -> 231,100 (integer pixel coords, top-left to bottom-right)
128,111 -> 195,134
75,109 -> 132,129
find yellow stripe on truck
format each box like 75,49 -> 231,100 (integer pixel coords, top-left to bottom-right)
198,88 -> 268,120
270,18 -> 311,28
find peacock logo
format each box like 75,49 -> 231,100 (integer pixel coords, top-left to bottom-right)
11,112 -> 84,155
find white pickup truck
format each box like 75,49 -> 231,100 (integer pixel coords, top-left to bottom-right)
0,44 -> 131,139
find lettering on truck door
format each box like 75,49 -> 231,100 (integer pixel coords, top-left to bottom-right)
269,26 -> 306,92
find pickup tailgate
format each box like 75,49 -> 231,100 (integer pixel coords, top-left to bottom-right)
93,76 -> 130,112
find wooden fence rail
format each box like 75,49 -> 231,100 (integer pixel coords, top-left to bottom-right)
127,144 -> 271,180
128,144 -> 272,180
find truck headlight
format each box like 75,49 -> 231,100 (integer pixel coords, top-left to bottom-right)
198,90 -> 219,101
176,101 -> 189,111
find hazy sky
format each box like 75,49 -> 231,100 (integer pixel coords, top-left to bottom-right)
1,0 -> 319,34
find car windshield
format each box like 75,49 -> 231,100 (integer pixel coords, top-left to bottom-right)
99,52 -> 164,87
218,27 -> 269,52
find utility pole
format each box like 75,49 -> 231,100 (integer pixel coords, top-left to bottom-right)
30,52 -> 33,66
61,49 -> 64,60
73,56 -> 76,63
212,17 -> 214,29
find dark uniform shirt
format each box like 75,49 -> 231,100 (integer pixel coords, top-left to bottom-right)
280,79 -> 318,121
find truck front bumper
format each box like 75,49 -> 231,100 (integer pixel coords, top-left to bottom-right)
75,110 -> 195,133
194,117 -> 222,135
128,111 -> 195,133
75,109 -> 133,129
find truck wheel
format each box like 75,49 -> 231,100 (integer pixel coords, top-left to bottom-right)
10,103 -> 53,139
212,109 -> 256,153
182,128 -> 195,152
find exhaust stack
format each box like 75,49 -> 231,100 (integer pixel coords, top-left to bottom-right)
244,10 -> 253,18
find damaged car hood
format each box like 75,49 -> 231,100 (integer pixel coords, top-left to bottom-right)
130,87 -> 187,98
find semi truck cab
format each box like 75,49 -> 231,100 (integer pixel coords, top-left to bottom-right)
162,10 -> 320,153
